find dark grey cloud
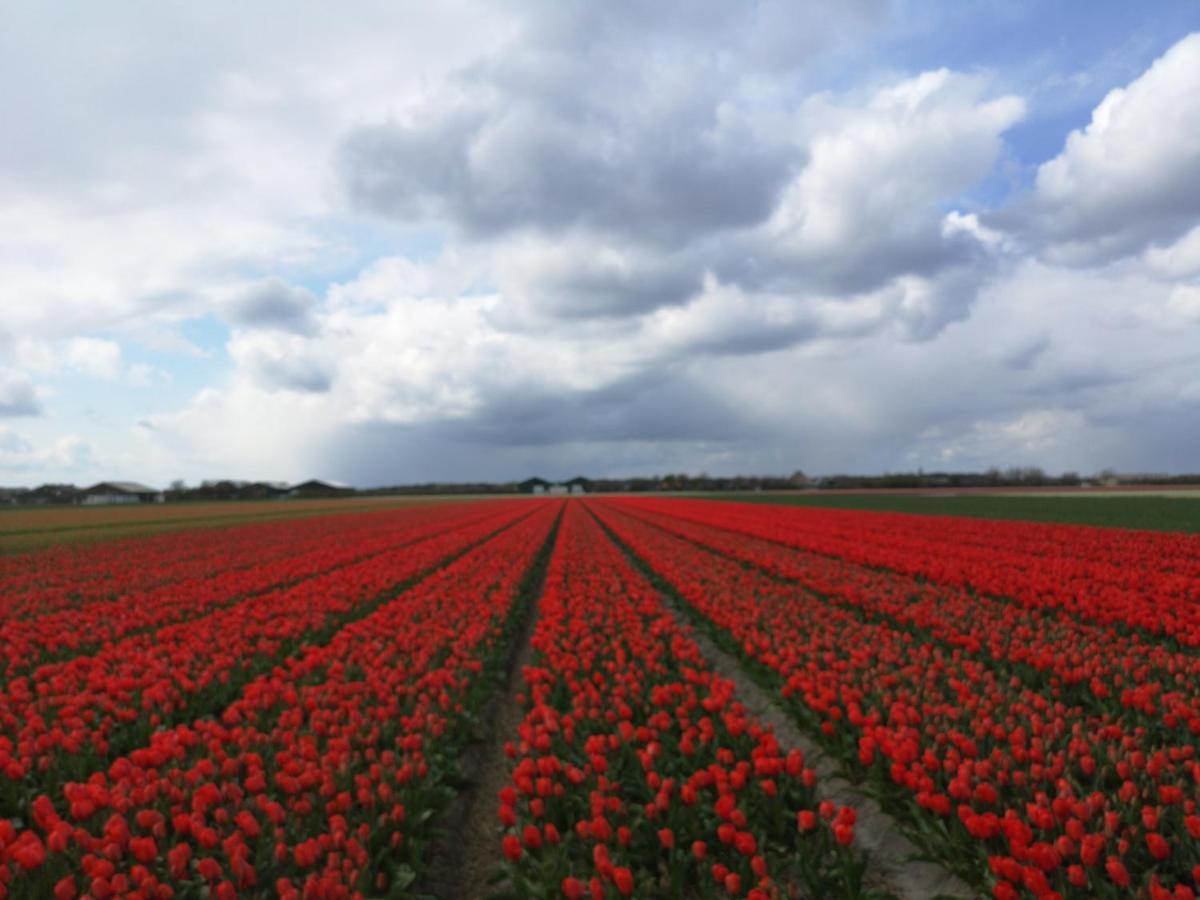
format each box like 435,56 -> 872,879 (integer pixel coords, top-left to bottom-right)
1002,335 -> 1050,370
493,240 -> 703,322
250,355 -> 333,393
309,420 -> 693,487
335,1 -> 896,248
547,265 -> 701,320
1021,364 -> 1125,397
225,278 -> 319,335
994,182 -> 1200,267
311,369 -> 772,485
656,261 -> 989,365
339,94 -> 796,247
681,318 -> 822,358
734,224 -> 988,301
0,372 -> 41,417
438,371 -> 764,448
892,264 -> 992,343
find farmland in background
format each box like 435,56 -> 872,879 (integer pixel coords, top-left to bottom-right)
700,490 -> 1200,533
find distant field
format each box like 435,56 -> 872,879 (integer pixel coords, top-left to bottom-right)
0,495 -> 494,552
696,490 -> 1200,532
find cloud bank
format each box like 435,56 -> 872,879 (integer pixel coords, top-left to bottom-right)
2,4 -> 1198,486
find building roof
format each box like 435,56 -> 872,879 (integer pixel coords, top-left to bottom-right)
290,479 -> 353,490
85,481 -> 160,494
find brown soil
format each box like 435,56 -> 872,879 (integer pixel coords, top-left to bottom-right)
419,592 -> 542,899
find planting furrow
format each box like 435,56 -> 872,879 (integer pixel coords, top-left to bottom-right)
654,581 -> 970,900
494,502 -> 880,899
418,505 -> 563,900
0,501 -> 543,821
2,502 -> 563,898
0,501 -> 514,676
590,501 -> 1200,899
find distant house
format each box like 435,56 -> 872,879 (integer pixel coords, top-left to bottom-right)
81,481 -> 164,505
238,481 -> 291,500
289,479 -> 354,498
545,482 -> 585,495
520,477 -> 587,496
518,477 -> 551,495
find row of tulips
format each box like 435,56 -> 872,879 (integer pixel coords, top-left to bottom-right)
1,501 -> 561,898
0,503 -> 468,620
0,502 -> 514,676
590,499 -> 1200,899
608,501 -> 1200,740
619,498 -> 1200,645
498,502 -> 875,899
0,500 -> 539,822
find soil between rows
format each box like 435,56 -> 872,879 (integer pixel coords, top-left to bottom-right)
659,598 -> 975,900
420,588 -> 544,899
420,508 -> 563,899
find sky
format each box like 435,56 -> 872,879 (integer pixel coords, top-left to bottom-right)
2,1 -> 1199,487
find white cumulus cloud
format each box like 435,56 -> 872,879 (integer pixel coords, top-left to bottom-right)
1010,32 -> 1200,265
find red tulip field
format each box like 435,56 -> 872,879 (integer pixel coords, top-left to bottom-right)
1,495 -> 1198,898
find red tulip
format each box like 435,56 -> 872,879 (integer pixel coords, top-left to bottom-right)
503,834 -> 523,861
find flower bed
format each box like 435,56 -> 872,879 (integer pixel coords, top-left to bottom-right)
591,498 -> 1200,899
2,503 -> 560,898
498,503 -> 871,899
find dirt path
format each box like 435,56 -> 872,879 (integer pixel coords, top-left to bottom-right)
419,550 -> 552,898
663,597 -> 977,900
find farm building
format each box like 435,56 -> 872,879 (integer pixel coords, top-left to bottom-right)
546,483 -> 586,495
81,481 -> 165,505
240,481 -> 291,500
519,477 -> 551,494
520,477 -> 587,495
565,477 -> 590,495
289,479 -> 355,498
